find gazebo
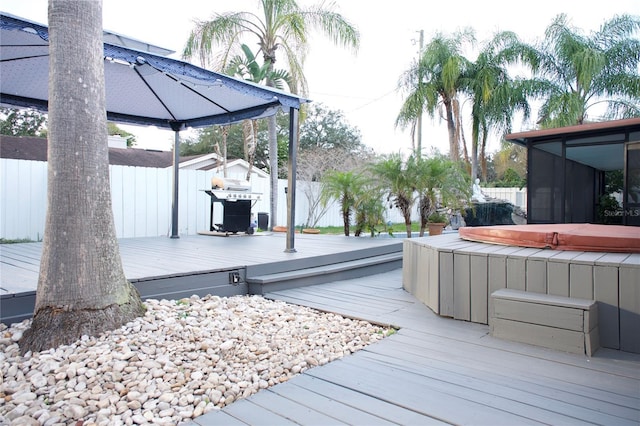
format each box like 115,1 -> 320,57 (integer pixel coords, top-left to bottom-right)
0,12 -> 309,251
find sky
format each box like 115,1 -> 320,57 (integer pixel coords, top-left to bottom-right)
3,0 -> 639,155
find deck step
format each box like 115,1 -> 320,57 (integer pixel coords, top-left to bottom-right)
247,252 -> 402,295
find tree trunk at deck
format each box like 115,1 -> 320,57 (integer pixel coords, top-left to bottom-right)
19,0 -> 145,355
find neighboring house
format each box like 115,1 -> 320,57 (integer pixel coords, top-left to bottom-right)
179,152 -> 270,179
0,135 -> 267,179
1,134 -> 175,167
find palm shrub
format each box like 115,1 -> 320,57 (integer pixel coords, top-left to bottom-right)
321,170 -> 367,236
353,183 -> 387,237
370,153 -> 416,238
410,154 -> 471,237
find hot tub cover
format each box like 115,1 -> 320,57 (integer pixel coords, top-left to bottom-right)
458,224 -> 640,253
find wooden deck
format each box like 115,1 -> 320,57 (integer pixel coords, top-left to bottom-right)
3,233 -> 639,424
187,269 -> 640,426
0,233 -> 402,324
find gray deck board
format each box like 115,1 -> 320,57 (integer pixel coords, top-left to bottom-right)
306,357 -> 543,426
1,233 -> 401,296
4,235 -> 639,425
189,268 -> 640,426
242,384 -> 400,426
241,389 -> 346,425
362,341 -> 639,423
211,398 -> 298,425
288,375 -> 447,425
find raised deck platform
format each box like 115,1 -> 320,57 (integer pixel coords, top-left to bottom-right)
403,233 -> 640,354
1,233 -> 402,325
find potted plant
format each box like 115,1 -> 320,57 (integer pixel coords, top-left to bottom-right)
427,211 -> 448,236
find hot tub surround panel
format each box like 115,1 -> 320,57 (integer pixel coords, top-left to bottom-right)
403,233 -> 640,354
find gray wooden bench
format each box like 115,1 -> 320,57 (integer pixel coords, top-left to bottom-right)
490,289 -> 599,356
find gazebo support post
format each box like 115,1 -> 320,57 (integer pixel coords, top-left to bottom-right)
170,121 -> 184,239
285,107 -> 299,253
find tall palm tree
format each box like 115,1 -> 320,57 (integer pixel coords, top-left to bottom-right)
20,0 -> 145,354
183,0 -> 359,229
321,170 -> 367,236
225,44 -> 293,180
526,14 -> 640,127
461,31 -> 532,180
396,30 -> 474,160
370,153 -> 416,237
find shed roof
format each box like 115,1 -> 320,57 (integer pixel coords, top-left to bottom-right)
505,117 -> 640,144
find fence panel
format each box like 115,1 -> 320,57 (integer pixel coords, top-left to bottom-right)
1,158 -> 528,241
1,159 -> 47,241
482,187 -> 527,210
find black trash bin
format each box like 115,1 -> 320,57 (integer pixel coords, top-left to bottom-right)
258,212 -> 269,231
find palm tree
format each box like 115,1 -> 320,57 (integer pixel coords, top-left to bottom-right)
396,30 -> 474,160
225,44 -> 292,180
461,31 -> 533,180
321,170 -> 367,236
183,0 -> 359,229
370,153 -> 416,237
526,14 -> 640,127
19,0 -> 144,354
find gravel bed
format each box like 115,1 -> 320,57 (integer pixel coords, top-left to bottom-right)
1,294 -> 392,425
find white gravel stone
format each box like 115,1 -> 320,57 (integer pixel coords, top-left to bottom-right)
0,295 -> 392,425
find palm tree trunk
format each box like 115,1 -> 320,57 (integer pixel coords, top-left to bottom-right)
19,0 -> 144,354
444,97 -> 458,160
480,132 -> 488,181
342,208 -> 350,236
247,120 -> 258,181
471,117 -> 480,180
418,196 -> 429,237
242,120 -> 257,181
452,98 -> 462,160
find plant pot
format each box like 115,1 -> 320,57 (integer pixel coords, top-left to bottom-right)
272,226 -> 299,233
302,228 -> 321,234
428,222 -> 446,236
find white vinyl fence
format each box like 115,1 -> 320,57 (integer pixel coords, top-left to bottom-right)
482,187 -> 528,212
1,158 -> 526,241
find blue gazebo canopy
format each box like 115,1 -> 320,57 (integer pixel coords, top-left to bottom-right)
0,12 -> 307,129
0,12 -> 307,249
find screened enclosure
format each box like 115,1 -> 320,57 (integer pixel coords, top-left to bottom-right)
506,118 -> 640,226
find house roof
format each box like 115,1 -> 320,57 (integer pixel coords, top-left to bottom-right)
0,136 -> 268,175
2,135 -> 175,168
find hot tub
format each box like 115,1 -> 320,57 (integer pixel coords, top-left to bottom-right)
458,223 -> 640,253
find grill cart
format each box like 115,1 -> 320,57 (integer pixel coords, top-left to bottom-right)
203,177 -> 262,235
